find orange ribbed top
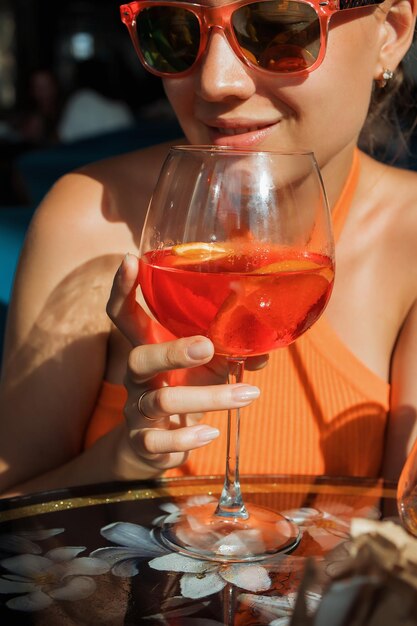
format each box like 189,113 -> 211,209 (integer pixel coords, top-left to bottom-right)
85,149 -> 389,477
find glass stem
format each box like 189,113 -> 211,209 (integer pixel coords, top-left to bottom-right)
215,358 -> 249,520
222,583 -> 236,626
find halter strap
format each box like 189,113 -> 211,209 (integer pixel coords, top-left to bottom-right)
331,148 -> 361,242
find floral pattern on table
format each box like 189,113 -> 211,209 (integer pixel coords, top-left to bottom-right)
0,528 -> 110,611
0,496 -> 381,623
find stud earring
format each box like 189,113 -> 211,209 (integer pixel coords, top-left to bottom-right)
377,68 -> 394,88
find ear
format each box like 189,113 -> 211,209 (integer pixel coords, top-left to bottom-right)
374,0 -> 417,79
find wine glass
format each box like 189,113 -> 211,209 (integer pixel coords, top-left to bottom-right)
397,438 -> 417,536
138,146 -> 335,562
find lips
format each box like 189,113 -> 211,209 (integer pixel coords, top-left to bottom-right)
207,121 -> 278,147
219,125 -> 265,136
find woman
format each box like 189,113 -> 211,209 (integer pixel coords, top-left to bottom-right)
1,0 -> 416,496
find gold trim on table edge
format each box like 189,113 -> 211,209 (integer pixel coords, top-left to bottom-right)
0,480 -> 395,523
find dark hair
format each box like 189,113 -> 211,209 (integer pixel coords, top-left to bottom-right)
359,39 -> 417,165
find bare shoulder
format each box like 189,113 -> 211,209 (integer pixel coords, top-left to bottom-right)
40,139 -> 178,226
29,139 -> 180,262
9,140 -> 180,340
80,142 -> 181,219
359,152 -> 417,240
357,152 -> 417,309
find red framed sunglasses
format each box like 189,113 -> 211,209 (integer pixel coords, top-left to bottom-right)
120,0 -> 384,78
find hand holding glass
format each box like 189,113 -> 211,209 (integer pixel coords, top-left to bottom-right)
139,146 -> 335,561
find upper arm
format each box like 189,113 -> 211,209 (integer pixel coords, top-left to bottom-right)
0,172 -> 121,491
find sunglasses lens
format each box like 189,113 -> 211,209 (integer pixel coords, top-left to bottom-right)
233,0 -> 320,72
137,6 -> 200,74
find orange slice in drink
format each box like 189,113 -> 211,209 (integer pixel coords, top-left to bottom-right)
172,241 -> 229,262
254,257 -> 334,282
254,258 -> 321,274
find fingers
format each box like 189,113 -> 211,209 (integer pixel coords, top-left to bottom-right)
106,253 -> 148,345
108,254 -> 268,476
125,382 -> 260,426
131,424 -> 221,469
126,336 -> 215,385
124,379 -> 259,472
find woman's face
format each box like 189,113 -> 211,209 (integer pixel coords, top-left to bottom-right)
163,0 -> 386,167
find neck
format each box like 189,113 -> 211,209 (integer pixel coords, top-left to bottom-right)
318,142 -> 359,213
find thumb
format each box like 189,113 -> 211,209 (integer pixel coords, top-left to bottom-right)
106,253 -> 150,346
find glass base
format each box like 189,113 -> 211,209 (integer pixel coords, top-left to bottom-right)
160,502 -> 301,562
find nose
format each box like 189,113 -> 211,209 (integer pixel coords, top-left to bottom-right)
195,28 -> 256,102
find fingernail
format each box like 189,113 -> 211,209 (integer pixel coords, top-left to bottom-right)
195,426 -> 220,442
231,384 -> 260,403
117,253 -> 131,274
124,252 -> 134,266
187,339 -> 213,361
